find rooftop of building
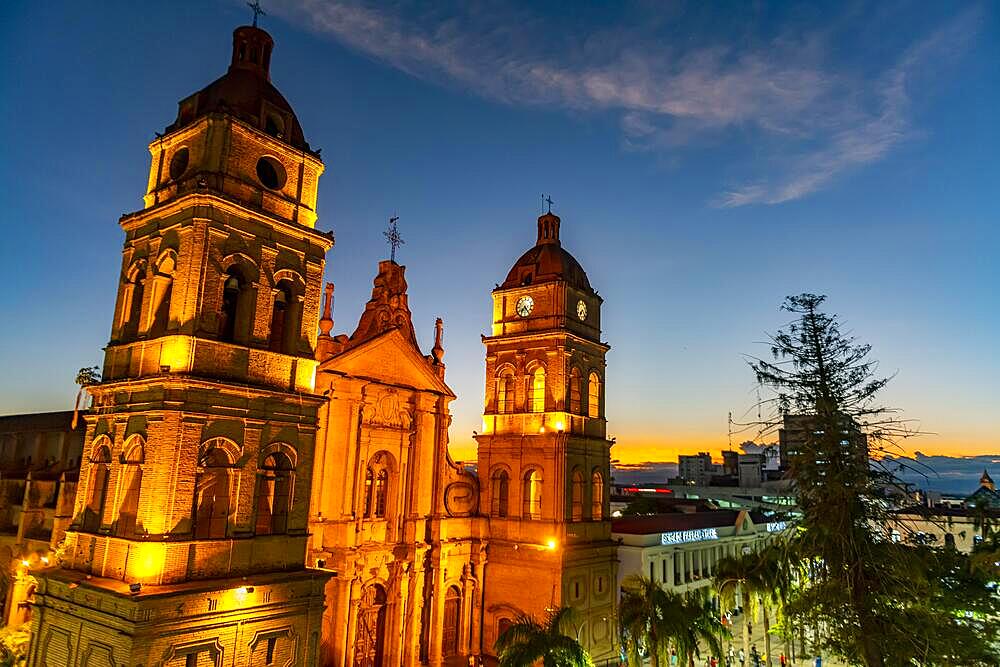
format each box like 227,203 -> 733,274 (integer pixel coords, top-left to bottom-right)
0,410 -> 83,434
612,509 -> 766,535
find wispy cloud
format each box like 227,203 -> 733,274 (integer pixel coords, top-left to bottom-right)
277,1 -> 981,206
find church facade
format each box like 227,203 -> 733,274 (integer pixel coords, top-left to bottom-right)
26,22 -> 617,666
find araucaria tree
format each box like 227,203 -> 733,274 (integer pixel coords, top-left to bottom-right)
750,293 -> 1000,666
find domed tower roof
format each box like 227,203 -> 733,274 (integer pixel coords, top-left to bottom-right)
165,26 -> 311,152
500,211 -> 592,292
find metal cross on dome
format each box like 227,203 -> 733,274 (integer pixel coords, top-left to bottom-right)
247,0 -> 266,27
384,215 -> 404,263
542,194 -> 554,213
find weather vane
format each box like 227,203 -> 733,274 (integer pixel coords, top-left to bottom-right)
247,0 -> 266,27
384,215 -> 404,263
542,194 -> 554,214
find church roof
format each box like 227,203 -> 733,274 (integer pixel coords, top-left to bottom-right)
500,212 -> 593,292
165,26 -> 310,152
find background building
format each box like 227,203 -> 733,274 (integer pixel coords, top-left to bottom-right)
0,411 -> 84,627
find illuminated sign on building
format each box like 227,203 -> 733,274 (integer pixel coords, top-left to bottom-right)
766,521 -> 788,533
660,528 -> 719,545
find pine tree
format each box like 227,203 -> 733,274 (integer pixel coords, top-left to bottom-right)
749,294 -> 1000,666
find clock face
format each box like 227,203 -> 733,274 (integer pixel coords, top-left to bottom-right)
516,295 -> 534,317
576,299 -> 588,321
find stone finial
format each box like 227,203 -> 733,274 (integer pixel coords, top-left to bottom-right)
319,282 -> 334,338
432,318 -> 445,364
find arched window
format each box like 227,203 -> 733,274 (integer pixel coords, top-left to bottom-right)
523,469 -> 542,520
255,451 -> 294,535
219,266 -> 255,344
354,584 -> 388,666
82,443 -> 112,532
496,371 -> 514,414
194,448 -> 233,539
122,270 -> 145,339
374,469 -> 389,518
569,367 -> 582,414
220,271 -> 242,342
116,465 -> 143,537
591,470 -> 604,520
150,252 -> 176,337
363,457 -> 391,520
363,468 -> 375,517
528,367 -> 545,413
588,372 -> 601,418
491,469 -> 510,517
268,281 -> 300,354
571,469 -> 584,521
268,284 -> 289,352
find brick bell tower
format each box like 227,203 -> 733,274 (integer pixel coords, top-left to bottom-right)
476,210 -> 618,661
28,24 -> 334,667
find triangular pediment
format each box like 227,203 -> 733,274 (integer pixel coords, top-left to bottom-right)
319,328 -> 454,396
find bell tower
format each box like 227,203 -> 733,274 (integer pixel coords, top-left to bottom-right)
28,24 -> 333,667
477,211 -> 618,661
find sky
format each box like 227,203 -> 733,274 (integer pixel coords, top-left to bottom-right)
0,1 -> 997,468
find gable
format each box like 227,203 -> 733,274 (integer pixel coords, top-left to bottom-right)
319,328 -> 454,396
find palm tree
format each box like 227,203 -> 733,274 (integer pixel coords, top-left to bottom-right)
71,366 -> 101,429
714,550 -> 770,665
619,575 -> 671,667
495,607 -> 593,667
672,589 -> 727,667
620,576 -> 729,667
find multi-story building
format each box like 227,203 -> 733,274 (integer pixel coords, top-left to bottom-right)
613,510 -> 780,597
678,452 -> 718,485
28,23 -> 333,666
475,210 -> 618,661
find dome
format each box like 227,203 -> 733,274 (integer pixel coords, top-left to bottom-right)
500,212 -> 592,292
165,26 -> 311,152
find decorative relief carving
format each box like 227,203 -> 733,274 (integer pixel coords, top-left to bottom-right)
362,390 -> 412,429
444,480 -> 478,517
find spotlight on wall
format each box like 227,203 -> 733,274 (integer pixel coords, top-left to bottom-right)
40,556 -> 49,565
20,560 -> 29,568
546,539 -> 557,551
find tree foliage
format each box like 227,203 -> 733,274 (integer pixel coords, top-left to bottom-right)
495,607 -> 593,667
748,294 -> 1000,666
619,575 -> 727,667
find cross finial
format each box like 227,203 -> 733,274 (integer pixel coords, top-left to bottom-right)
247,0 -> 266,27
542,194 -> 554,214
384,215 -> 404,263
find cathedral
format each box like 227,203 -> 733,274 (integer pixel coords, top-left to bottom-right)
26,22 -> 617,666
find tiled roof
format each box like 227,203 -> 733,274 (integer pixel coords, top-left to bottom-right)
612,510 -> 749,535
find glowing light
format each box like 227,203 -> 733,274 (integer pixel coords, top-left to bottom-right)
128,543 -> 165,582
546,539 -> 557,551
235,586 -> 249,601
539,427 -> 545,433
40,556 -> 49,565
555,421 -> 564,432
20,560 -> 29,568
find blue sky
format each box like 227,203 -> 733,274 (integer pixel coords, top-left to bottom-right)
0,1 -> 997,463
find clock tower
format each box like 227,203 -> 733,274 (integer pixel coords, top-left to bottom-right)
477,211 -> 617,660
